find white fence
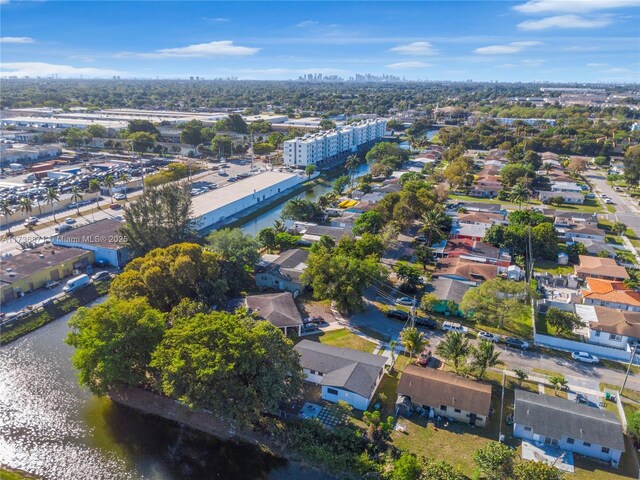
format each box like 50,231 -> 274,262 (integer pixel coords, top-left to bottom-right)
534,333 -> 640,364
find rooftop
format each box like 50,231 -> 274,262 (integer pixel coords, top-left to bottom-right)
435,256 -> 499,283
53,219 -> 127,250
590,306 -> 640,338
294,339 -> 387,399
575,256 -> 630,280
425,277 -> 472,304
582,278 -> 640,307
514,390 -> 625,451
1,246 -> 90,285
398,365 -> 492,415
245,292 -> 303,329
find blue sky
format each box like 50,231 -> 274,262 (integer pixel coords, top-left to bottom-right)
1,0 -> 639,82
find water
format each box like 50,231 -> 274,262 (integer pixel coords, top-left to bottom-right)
241,161 -> 371,236
0,302 -> 329,480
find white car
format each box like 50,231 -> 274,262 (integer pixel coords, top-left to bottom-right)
65,217 -> 76,224
571,351 -> 600,364
442,321 -> 468,334
477,330 -> 499,343
114,193 -> 126,201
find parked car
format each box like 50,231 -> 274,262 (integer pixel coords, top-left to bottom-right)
44,280 -> 60,290
442,321 -> 468,334
304,316 -> 325,325
63,274 -> 91,293
585,193 -> 595,199
414,235 -> 427,242
477,330 -> 500,343
387,309 -> 409,321
65,217 -> 76,224
571,351 -> 599,364
605,198 -> 614,204
92,271 -> 111,281
25,216 -> 39,225
109,203 -> 121,210
227,177 -> 238,182
114,193 -> 126,200
54,224 -> 73,233
301,324 -> 319,334
504,337 -> 530,350
417,349 -> 432,366
395,297 -> 415,306
218,171 -> 228,176
415,317 -> 438,329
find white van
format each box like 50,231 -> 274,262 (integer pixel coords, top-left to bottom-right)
63,274 -> 90,293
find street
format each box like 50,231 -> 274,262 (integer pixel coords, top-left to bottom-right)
587,169 -> 640,237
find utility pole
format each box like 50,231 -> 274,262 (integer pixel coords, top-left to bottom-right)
621,343 -> 638,395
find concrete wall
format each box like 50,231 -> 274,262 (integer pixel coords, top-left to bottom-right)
51,239 -> 129,268
256,272 -> 302,293
321,385 -> 371,411
430,405 -> 487,427
588,330 -> 629,350
534,332 -> 640,363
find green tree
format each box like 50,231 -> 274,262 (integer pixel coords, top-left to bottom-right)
18,196 -> 33,218
473,441 -> 515,480
150,310 -> 303,425
128,131 -> 156,153
420,459 -> 468,480
281,198 -> 320,222
45,187 -> 60,221
206,228 -> 260,295
420,293 -> 439,314
319,119 -> 336,130
120,182 -> 195,256
414,244 -> 434,270
421,209 -> 448,246
274,232 -> 300,251
514,460 -> 565,480
86,124 -> 108,138
623,145 -> 640,185
547,195 -> 565,207
333,175 -> 350,194
392,454 -> 422,480
395,262 -> 423,293
612,221 -> 627,236
70,186 -> 84,214
400,327 -> 427,361
627,411 -> 640,442
257,227 -> 277,252
87,178 -> 101,209
127,119 -> 160,136
548,374 -> 568,395
510,183 -> 530,210
253,142 -> 275,155
305,164 -> 316,179
345,154 -> 360,185
180,119 -> 204,146
301,244 -> 386,313
566,241 -> 588,263
514,369 -> 528,387
500,164 -> 534,187
460,278 -> 530,330
110,243 -> 227,312
66,297 -> 165,396
267,132 -> 285,148
211,135 -> 234,158
362,410 -> 394,450
102,174 -> 116,203
436,331 -> 470,373
470,340 -> 503,379
365,142 -> 409,169
546,307 -> 581,334
353,211 -> 384,235
1,199 -> 14,236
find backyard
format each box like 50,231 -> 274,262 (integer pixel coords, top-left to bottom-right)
299,328 -> 377,353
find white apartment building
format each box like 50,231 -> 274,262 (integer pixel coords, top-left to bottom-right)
283,118 -> 386,167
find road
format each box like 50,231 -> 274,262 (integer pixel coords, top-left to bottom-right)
586,169 -> 640,238
348,295 -> 640,392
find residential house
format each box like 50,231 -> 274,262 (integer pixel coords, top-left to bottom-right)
587,306 -> 640,350
442,238 -> 511,270
513,390 -> 625,468
298,224 -> 352,244
245,292 -> 303,336
565,227 -> 607,242
581,278 -> 640,312
397,366 -> 492,427
255,248 -> 309,294
469,175 -> 502,198
457,212 -> 506,226
570,238 -> 617,257
539,190 -> 585,205
551,181 -> 583,194
553,212 -> 598,229
448,222 -> 489,241
455,202 -> 503,214
294,340 -> 387,410
434,256 -> 498,286
1,247 -> 94,303
574,256 -> 630,281
424,277 -> 471,316
52,219 -> 130,268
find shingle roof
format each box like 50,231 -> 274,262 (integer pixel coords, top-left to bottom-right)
398,366 -> 492,415
435,257 -> 498,282
426,277 -> 471,304
245,292 -> 303,328
514,390 -> 625,451
590,307 -> 640,337
567,226 -> 606,236
575,256 -> 630,280
294,340 -> 387,398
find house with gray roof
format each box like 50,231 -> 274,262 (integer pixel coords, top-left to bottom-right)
255,248 -> 309,294
514,390 -> 625,468
294,340 -> 387,410
245,292 -> 303,336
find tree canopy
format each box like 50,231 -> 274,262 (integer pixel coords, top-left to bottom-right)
206,228 -> 260,295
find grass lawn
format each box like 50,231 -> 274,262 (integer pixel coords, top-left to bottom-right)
449,193 -> 541,210
533,260 -> 575,276
535,312 -> 580,340
474,305 -> 532,339
553,198 -> 605,214
0,468 -> 39,480
301,328 -> 377,353
572,435 -> 640,480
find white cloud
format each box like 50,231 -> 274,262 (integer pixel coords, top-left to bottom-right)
514,0 -> 638,14
586,62 -> 608,67
0,62 -> 122,78
563,45 -> 600,51
386,61 -> 432,69
117,40 -> 259,58
296,20 -> 319,28
474,41 -> 542,55
0,36 -> 35,44
389,41 -> 438,56
203,17 -> 229,22
601,67 -> 631,73
518,14 -> 612,30
522,59 -> 545,66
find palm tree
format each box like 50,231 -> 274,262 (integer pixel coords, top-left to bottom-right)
421,209 -> 448,246
272,218 -> 286,234
345,154 -> 360,186
19,196 -> 33,218
436,331 -> 470,373
400,327 -> 427,361
548,375 -> 568,396
119,173 -> 130,198
102,175 -> 115,203
88,179 -> 101,209
514,369 -> 528,387
70,186 -> 84,215
471,340 -> 503,379
1,199 -> 14,236
388,339 -> 398,373
542,162 -> 553,175
45,187 -> 60,222
510,183 -> 530,210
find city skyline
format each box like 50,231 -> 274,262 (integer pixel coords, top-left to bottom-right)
1,0 -> 639,83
